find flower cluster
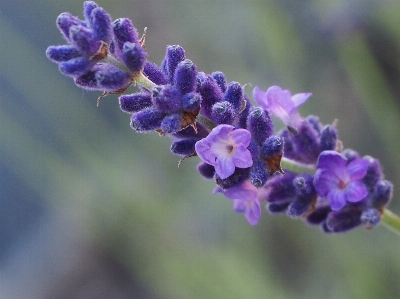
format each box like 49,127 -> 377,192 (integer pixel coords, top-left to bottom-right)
46,1 -> 147,94
47,1 -> 394,233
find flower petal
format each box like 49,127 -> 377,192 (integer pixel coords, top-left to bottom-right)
253,86 -> 267,108
233,199 -> 246,213
316,151 -> 347,170
215,156 -> 235,179
266,85 -> 294,112
232,147 -> 253,168
345,181 -> 368,203
291,92 -> 312,108
313,169 -> 338,197
244,199 -> 261,225
347,158 -> 369,180
223,181 -> 258,201
327,189 -> 347,211
230,129 -> 251,147
195,139 -> 216,165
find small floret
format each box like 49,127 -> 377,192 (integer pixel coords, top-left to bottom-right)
313,151 -> 369,211
195,125 -> 253,179
253,85 -> 311,129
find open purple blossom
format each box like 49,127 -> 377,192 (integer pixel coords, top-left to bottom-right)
195,125 -> 253,179
253,85 -> 311,129
214,181 -> 261,225
313,150 -> 369,211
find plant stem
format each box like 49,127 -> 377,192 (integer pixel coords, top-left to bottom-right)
134,72 -> 157,91
280,157 -> 315,174
103,54 -> 157,91
381,208 -> 400,236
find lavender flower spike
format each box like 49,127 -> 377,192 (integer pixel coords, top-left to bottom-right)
195,125 -> 253,179
253,85 -> 311,129
214,181 -> 261,225
313,150 -> 369,211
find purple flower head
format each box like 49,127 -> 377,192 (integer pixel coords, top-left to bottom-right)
195,125 -> 253,179
253,85 -> 311,129
313,151 -> 369,211
214,181 -> 261,225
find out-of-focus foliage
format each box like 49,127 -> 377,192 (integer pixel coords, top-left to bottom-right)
1,0 -> 400,298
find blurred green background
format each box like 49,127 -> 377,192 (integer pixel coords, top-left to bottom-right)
1,0 -> 400,298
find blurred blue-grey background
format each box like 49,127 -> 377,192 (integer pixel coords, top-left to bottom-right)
1,0 -> 400,298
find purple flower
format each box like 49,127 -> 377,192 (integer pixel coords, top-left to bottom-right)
253,85 -> 311,129
214,181 -> 261,225
313,151 -> 369,211
195,125 -> 253,179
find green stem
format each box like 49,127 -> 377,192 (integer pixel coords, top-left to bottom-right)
104,54 -> 131,74
134,72 -> 157,91
381,208 -> 400,236
280,157 -> 316,174
103,54 -> 157,91
196,115 -> 216,131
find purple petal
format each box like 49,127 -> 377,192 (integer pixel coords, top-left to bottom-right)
316,151 -> 347,170
232,147 -> 253,168
244,199 -> 261,225
313,169 -> 339,197
286,111 -> 303,129
347,158 -> 369,180
345,181 -> 368,203
230,129 -> 251,147
233,199 -> 246,213
223,181 -> 258,201
215,157 -> 235,179
291,92 -> 312,108
252,86 -> 267,108
327,189 -> 347,211
266,86 -> 294,111
215,124 -> 234,136
195,139 -> 216,165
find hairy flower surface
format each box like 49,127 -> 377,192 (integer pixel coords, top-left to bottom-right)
313,150 -> 369,211
195,125 -> 253,179
253,85 -> 311,129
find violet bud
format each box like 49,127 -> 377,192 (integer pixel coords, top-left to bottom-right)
95,65 -> 131,91
165,45 -> 186,83
174,59 -> 197,95
113,18 -> 139,51
90,7 -> 113,43
197,162 -> 216,179
320,125 -> 337,151
122,42 -> 147,72
181,92 -> 201,112
171,138 -> 198,156
59,57 -> 93,77
211,101 -> 235,125
130,108 -> 165,132
119,93 -> 152,113
247,107 -> 273,145
212,71 -> 227,92
46,45 -> 81,62
161,113 -> 182,134
152,85 -> 181,113
143,61 -> 168,85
